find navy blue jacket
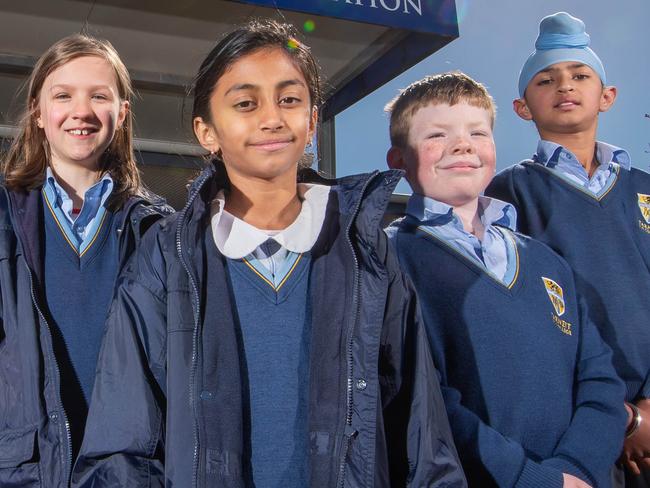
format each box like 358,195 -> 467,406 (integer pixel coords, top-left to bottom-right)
0,184 -> 171,488
486,162 -> 650,402
72,165 -> 466,488
388,217 -> 626,488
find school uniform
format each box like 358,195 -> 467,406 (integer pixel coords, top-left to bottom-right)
209,183 -> 329,486
387,193 -> 626,488
73,164 -> 467,488
42,169 -> 125,454
0,171 -> 170,487
486,142 -> 650,404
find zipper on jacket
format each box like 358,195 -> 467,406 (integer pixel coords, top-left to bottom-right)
336,171 -> 379,488
25,263 -> 73,485
175,172 -> 211,488
5,187 -> 73,485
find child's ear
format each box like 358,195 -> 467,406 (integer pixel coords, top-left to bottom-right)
193,117 -> 220,154
599,86 -> 617,113
117,100 -> 129,129
31,99 -> 44,128
513,98 -> 533,121
386,146 -> 405,170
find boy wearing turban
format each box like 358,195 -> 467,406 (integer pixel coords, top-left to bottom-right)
487,12 -> 650,485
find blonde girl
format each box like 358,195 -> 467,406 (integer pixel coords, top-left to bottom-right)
0,34 -> 169,487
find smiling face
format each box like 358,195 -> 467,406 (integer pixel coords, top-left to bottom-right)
193,47 -> 316,185
37,55 -> 128,172
389,102 -> 496,207
514,61 -> 616,137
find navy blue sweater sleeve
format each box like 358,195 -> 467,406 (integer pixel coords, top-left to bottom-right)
641,376 -> 650,399
440,384 -> 565,487
540,295 -> 627,487
72,224 -> 168,488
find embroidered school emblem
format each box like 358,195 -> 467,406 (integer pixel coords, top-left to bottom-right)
638,194 -> 650,224
541,277 -> 565,317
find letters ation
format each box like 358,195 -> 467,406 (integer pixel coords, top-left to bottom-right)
332,0 -> 423,15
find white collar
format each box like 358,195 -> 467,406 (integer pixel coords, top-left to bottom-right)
210,183 -> 331,259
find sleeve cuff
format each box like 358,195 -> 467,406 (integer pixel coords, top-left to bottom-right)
515,459 -> 563,488
542,457 -> 594,487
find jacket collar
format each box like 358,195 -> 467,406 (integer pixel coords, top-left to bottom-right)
0,184 -> 171,287
2,186 -> 44,286
182,162 -> 403,243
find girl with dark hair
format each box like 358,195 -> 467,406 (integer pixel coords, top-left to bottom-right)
74,20 -> 465,488
0,34 -> 170,487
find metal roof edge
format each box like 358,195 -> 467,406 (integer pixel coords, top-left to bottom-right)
321,29 -> 457,119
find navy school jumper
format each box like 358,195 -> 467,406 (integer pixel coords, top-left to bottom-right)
72,164 -> 467,488
387,217 -> 626,488
214,239 -> 313,486
487,162 -> 650,402
0,184 -> 171,488
43,197 -> 121,456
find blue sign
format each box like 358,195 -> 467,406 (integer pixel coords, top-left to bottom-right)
230,0 -> 457,36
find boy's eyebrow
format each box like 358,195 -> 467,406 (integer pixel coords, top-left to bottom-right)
421,120 -> 489,128
224,79 -> 306,97
538,63 -> 587,74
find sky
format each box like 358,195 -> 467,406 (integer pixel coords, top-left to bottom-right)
334,0 -> 650,193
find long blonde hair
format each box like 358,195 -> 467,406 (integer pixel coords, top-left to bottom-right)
2,34 -> 142,205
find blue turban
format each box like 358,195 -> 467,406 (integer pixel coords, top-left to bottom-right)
518,12 -> 606,98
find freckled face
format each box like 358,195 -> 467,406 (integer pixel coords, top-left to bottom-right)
37,56 -> 127,171
200,47 -> 316,183
403,102 -> 496,207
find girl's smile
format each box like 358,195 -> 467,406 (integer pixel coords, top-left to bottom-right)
194,47 -> 316,185
37,55 -> 127,172
248,137 -> 295,152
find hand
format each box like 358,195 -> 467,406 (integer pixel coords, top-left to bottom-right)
562,473 -> 592,488
621,400 -> 650,475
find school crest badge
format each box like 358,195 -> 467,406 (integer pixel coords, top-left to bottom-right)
638,194 -> 650,224
541,277 -> 565,317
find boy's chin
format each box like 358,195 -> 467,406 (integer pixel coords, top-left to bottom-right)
536,116 -> 598,135
423,191 -> 481,208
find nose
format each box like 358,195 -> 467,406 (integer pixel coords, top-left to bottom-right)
71,97 -> 94,119
557,74 -> 574,93
259,101 -> 285,131
452,135 -> 473,154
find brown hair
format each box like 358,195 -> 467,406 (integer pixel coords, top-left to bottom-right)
2,34 -> 142,204
385,71 -> 496,148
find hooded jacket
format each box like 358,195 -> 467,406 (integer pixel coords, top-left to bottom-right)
0,184 -> 171,488
73,164 -> 466,488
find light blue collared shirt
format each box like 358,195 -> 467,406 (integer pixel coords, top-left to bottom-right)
406,194 -> 518,283
42,167 -> 114,253
210,183 -> 331,289
534,140 -> 631,195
